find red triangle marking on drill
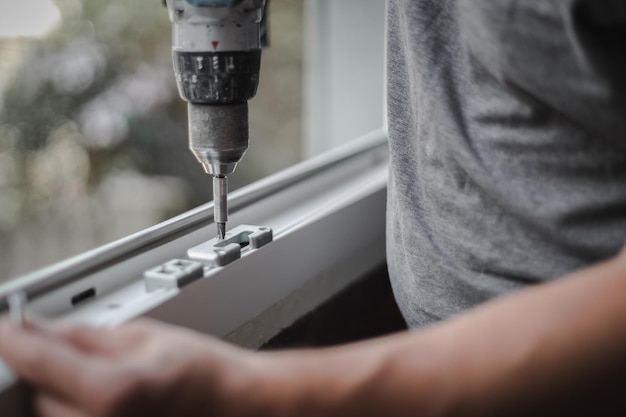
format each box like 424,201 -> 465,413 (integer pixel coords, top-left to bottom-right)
212,41 -> 220,50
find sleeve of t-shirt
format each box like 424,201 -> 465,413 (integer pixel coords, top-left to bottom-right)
459,0 -> 625,144
558,0 -> 626,143
565,0 -> 626,90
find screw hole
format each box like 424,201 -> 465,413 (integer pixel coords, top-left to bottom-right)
71,288 -> 96,306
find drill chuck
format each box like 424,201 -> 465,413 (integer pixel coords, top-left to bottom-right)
188,103 -> 248,176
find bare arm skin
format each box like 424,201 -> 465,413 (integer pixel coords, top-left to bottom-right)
263,250 -> 626,417
2,250 -> 626,417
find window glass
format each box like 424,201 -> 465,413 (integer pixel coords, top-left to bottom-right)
0,0 -> 303,282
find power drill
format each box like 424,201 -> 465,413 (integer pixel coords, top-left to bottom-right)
164,0 -> 267,239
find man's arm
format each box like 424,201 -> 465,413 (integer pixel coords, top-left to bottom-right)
2,250 -> 626,417
262,249 -> 626,417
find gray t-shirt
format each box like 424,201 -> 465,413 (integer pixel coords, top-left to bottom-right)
386,0 -> 626,328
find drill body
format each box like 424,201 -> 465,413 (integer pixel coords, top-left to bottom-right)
165,0 -> 266,238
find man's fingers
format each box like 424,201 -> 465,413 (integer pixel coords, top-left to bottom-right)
49,319 -> 165,355
44,322 -> 120,355
0,320 -> 103,405
36,394 -> 89,417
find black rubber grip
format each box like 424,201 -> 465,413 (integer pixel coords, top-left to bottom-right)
173,50 -> 262,104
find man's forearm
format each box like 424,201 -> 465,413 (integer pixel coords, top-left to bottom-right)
257,252 -> 626,417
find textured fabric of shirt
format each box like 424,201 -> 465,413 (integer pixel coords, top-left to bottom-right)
386,0 -> 626,328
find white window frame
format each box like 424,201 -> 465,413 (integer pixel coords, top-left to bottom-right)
0,2 -> 388,415
303,0 -> 387,156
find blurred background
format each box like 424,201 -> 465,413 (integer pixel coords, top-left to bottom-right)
0,0 -> 303,282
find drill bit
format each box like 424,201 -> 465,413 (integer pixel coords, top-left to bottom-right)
213,175 -> 228,239
217,222 -> 226,240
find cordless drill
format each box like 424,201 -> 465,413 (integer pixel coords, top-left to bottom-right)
165,0 -> 267,239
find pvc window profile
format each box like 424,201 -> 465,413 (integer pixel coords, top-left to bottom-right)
0,129 -> 389,416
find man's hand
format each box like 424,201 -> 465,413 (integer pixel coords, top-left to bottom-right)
0,319 -> 268,417
2,252 -> 626,417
